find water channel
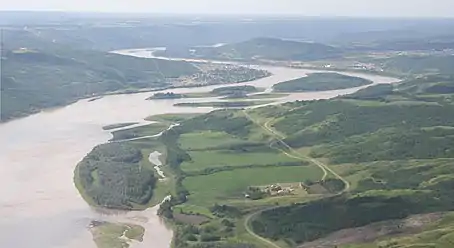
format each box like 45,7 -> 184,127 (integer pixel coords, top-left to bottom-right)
0,49 -> 398,248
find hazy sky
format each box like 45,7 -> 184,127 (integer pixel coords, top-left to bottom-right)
1,0 -> 454,17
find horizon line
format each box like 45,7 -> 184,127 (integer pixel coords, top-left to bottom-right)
1,10 -> 454,19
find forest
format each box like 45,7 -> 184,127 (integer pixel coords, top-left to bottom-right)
273,73 -> 373,92
6,14 -> 454,248
75,143 -> 157,209
251,188 -> 454,244
247,74 -> 454,246
1,42 -> 198,121
211,85 -> 259,98
270,95 -> 454,163
148,92 -> 187,100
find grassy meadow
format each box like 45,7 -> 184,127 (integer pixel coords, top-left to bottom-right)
183,165 -> 323,207
181,150 -> 299,172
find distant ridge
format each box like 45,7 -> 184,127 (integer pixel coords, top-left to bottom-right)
160,37 -> 343,61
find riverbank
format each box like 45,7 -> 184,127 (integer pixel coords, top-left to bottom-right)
113,48 -> 406,79
0,50 -> 399,248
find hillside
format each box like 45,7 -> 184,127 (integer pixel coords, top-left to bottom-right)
159,37 -> 343,61
72,73 -> 454,248
247,75 -> 454,247
380,55 -> 454,75
0,47 -> 199,121
0,32 -> 270,122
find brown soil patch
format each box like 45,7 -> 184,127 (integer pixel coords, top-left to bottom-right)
298,212 -> 444,248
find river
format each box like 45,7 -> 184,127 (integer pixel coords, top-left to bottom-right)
0,49 -> 399,248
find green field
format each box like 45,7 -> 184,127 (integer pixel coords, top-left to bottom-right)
181,150 -> 299,172
178,131 -> 246,150
82,74 -> 454,248
183,166 -> 323,206
150,109 -> 333,247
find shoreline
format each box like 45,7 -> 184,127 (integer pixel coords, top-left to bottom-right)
113,48 -> 406,78
73,121 -> 182,212
0,49 -> 400,248
0,48 -> 403,125
0,64 -> 271,125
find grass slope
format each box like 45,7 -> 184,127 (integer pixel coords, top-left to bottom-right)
184,166 -> 322,207
181,150 -> 299,172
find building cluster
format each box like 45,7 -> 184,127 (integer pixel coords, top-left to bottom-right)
245,184 -> 295,199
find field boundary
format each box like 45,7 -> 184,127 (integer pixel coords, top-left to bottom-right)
243,110 -> 350,191
241,109 -> 352,248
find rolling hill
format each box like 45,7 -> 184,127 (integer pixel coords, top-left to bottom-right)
248,75 -> 454,247
159,37 -> 344,62
0,42 -> 199,121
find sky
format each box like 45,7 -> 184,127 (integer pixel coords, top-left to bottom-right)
1,0 -> 454,18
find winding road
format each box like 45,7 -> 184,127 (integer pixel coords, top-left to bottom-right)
243,110 -> 350,191
0,47 -> 398,248
244,207 -> 283,248
242,109 -> 351,248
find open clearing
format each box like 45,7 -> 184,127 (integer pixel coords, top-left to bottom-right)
178,131 -> 247,150
181,150 -> 299,172
183,165 -> 323,207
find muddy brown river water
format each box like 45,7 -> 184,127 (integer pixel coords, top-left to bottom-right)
0,49 -> 398,248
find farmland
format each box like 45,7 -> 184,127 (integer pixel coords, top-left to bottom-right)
75,72 -> 454,248
184,166 -> 322,207
150,109 -> 341,248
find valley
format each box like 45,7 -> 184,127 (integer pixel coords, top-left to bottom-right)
2,14 -> 454,248
74,66 -> 454,248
